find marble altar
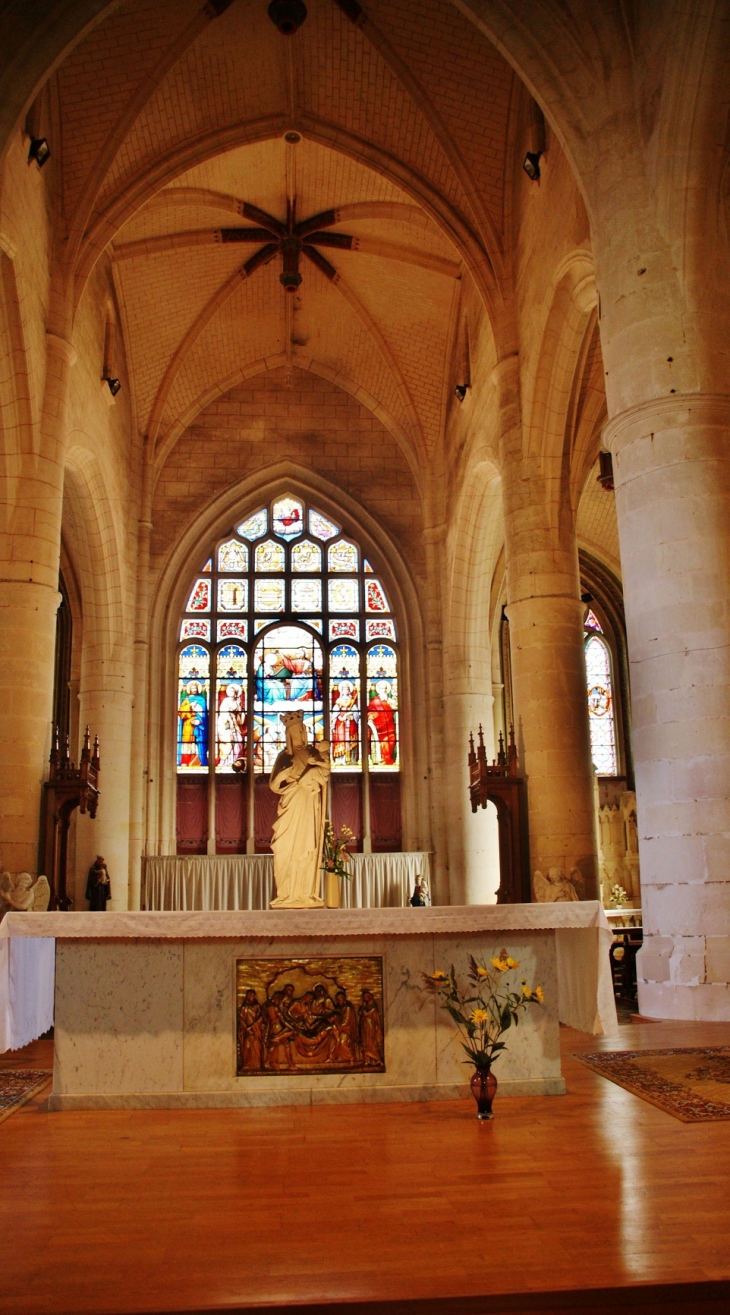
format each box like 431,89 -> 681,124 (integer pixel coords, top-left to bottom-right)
0,903 -> 616,1108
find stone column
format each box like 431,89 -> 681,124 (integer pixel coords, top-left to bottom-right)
605,395 -> 730,1017
0,331 -> 75,873
496,357 -> 598,896
74,680 -> 132,911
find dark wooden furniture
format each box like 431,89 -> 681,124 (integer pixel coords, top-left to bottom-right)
40,726 -> 100,910
468,724 -> 531,903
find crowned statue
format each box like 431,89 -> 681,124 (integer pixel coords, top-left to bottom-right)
269,711 -> 331,909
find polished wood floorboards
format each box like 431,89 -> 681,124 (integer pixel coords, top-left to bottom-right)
2,1024 -> 730,1314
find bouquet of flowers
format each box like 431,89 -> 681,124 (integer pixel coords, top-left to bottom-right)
322,821 -> 354,881
422,950 -> 543,1071
610,883 -> 628,908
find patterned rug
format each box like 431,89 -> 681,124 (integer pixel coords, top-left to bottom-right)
0,1070 -> 52,1125
576,1047 -> 730,1122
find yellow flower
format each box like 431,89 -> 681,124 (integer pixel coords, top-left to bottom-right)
476,965 -> 490,977
505,957 -> 519,970
535,986 -> 544,1003
490,957 -> 507,972
521,983 -> 532,998
431,970 -> 449,982
471,1008 -> 489,1023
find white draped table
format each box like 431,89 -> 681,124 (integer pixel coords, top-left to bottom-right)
0,905 -> 617,1107
142,853 -> 430,912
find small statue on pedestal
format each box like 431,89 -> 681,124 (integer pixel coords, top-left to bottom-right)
533,866 -> 585,903
269,711 -> 331,909
86,855 -> 111,911
409,876 -> 430,907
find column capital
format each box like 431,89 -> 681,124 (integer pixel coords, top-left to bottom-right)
603,392 -> 730,454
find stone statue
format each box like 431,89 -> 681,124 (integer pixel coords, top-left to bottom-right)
269,711 -> 331,909
0,871 -> 51,917
533,865 -> 585,903
409,876 -> 430,907
86,854 -> 112,911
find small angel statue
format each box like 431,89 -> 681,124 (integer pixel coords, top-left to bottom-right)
533,865 -> 585,903
0,870 -> 51,917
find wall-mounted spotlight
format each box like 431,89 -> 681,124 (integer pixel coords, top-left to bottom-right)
454,384 -> 470,402
268,0 -> 307,33
523,151 -> 541,182
28,136 -> 51,167
597,451 -> 614,491
104,376 -> 121,397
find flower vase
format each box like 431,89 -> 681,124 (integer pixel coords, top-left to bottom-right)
324,869 -> 341,909
470,1066 -> 498,1120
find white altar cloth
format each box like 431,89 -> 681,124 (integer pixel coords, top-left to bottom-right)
142,852 -> 429,911
0,902 -> 617,1054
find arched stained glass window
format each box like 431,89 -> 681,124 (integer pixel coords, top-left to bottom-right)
177,494 -> 399,782
584,613 -> 617,775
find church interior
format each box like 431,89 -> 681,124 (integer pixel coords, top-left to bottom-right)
2,1 -> 730,1311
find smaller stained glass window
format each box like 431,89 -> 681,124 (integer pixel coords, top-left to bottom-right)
309,509 -> 339,540
363,559 -> 373,573
330,644 -> 360,770
181,618 -> 210,642
367,644 -> 398,771
585,635 -> 617,774
238,509 -> 267,540
365,579 -> 388,612
272,496 -> 303,540
254,619 -> 269,635
177,645 -> 210,773
303,618 -> 323,634
291,578 -> 322,612
255,578 -> 285,612
218,539 -> 248,572
328,540 -> 358,572
255,539 -> 285,572
366,618 -> 396,641
187,578 -> 211,612
202,558 -> 212,572
215,645 -> 247,773
217,619 -> 247,642
328,578 -> 359,612
330,619 -> 359,641
218,578 -> 248,613
585,609 -> 602,632
291,539 -> 322,572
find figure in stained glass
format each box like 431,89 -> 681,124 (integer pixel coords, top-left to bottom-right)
330,645 -> 360,768
177,645 -> 209,771
584,634 -> 617,774
238,509 -> 267,540
216,645 -> 247,771
367,645 -> 398,769
253,625 -> 324,771
218,539 -> 248,572
272,496 -> 303,540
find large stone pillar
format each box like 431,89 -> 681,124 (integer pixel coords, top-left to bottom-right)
0,331 -> 75,873
75,681 -> 132,911
496,357 -> 598,895
605,395 -> 730,1017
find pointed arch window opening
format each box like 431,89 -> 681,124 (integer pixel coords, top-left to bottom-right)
583,609 -> 618,776
177,495 -> 399,780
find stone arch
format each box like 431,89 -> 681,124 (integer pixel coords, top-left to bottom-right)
143,461 -> 430,865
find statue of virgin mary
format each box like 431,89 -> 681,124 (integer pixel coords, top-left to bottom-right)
269,711 -> 331,908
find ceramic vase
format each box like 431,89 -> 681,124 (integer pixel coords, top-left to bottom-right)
324,869 -> 341,908
470,1065 -> 498,1119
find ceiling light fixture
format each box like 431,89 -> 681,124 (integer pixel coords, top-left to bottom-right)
268,0 -> 307,34
597,451 -> 614,491
523,151 -> 541,182
28,136 -> 51,168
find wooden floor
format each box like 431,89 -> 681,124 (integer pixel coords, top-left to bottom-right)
2,1023 -> 730,1315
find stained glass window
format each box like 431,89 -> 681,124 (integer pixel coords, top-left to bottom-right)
584,628 -> 617,775
255,540 -> 285,572
178,495 -> 398,779
177,645 -> 210,772
272,497 -> 303,540
253,624 -> 323,772
328,540 -> 358,572
309,509 -> 339,540
367,645 -> 398,770
218,540 -> 248,572
215,645 -> 246,772
330,645 -> 360,769
291,540 -> 321,572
